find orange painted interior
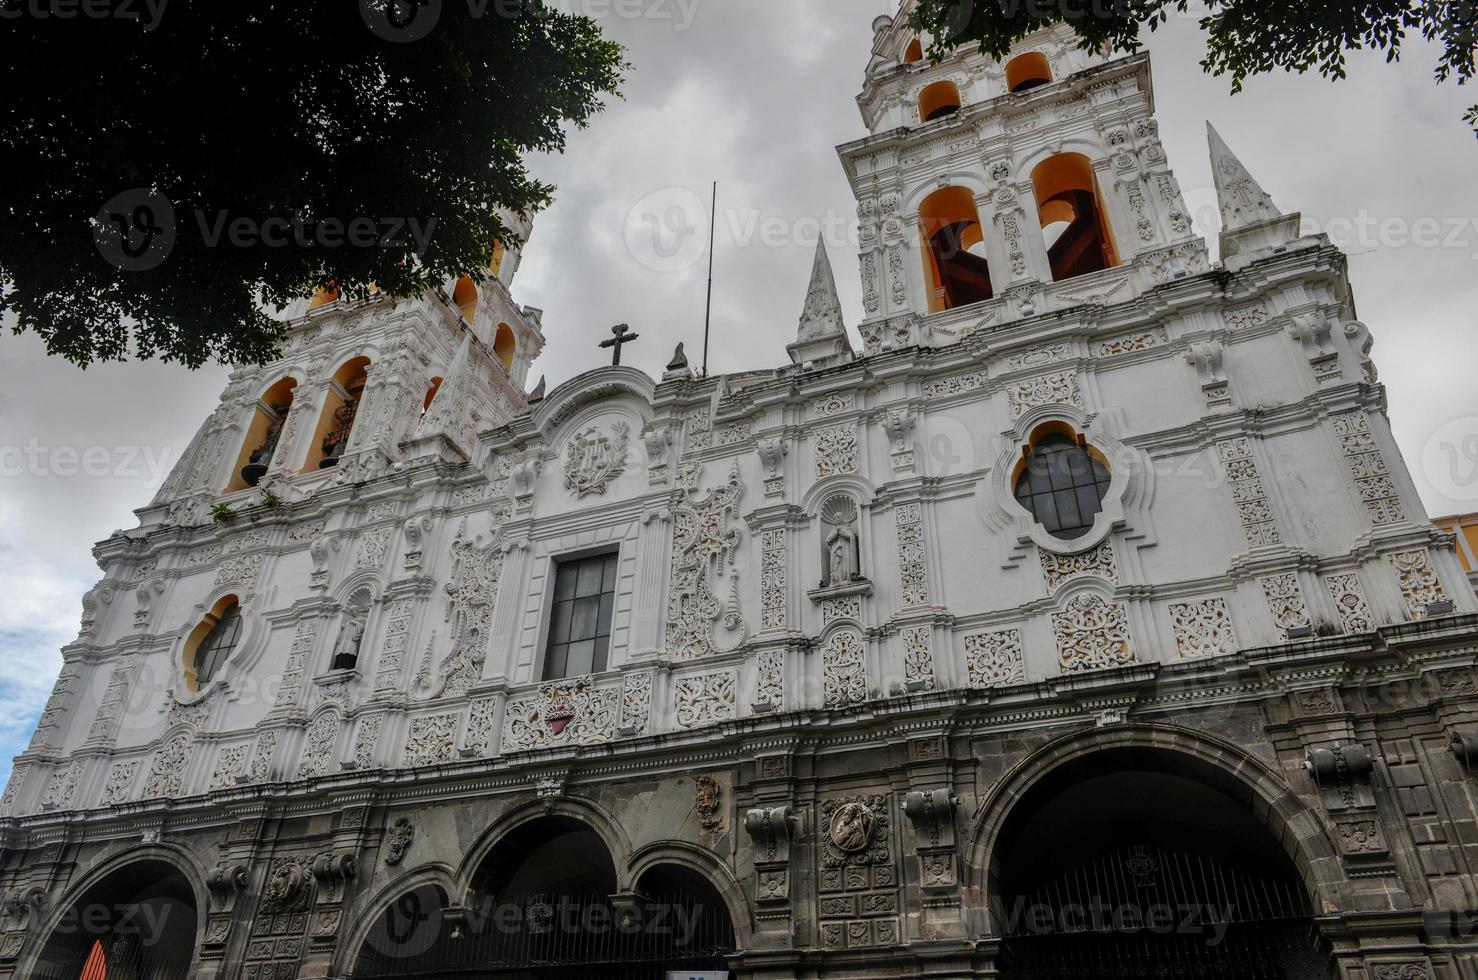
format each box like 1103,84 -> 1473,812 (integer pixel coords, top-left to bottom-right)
453,276 -> 479,323
303,357 -> 370,472
918,80 -> 962,122
919,186 -> 993,311
494,323 -> 517,371
226,377 -> 298,492
1006,52 -> 1053,92
1030,153 -> 1119,281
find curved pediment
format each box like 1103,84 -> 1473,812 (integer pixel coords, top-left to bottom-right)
531,366 -> 657,438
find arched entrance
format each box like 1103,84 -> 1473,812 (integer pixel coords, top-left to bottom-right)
985,745 -> 1333,979
30,859 -> 198,980
353,816 -> 736,979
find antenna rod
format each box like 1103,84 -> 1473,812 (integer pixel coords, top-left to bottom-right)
701,181 -> 717,377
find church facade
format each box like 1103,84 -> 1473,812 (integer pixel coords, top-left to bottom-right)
5,5 -> 1478,979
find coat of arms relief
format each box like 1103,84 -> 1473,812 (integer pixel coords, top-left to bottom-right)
563,420 -> 630,498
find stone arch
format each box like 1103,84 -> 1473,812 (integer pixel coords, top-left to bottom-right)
22,845 -> 208,980
627,840 -> 752,949
452,275 -> 479,322
919,184 -> 996,310
335,864 -> 458,977
963,723 -> 1344,936
453,796 -> 635,906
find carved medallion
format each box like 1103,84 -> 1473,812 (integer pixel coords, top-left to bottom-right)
828,801 -> 877,854
564,421 -> 630,498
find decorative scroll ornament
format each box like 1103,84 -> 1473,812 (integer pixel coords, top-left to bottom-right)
421,516 -> 506,700
503,677 -> 618,751
564,421 -> 630,498
666,464 -> 747,659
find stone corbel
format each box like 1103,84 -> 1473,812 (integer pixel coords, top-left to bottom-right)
1304,744 -> 1375,809
402,515 -> 433,572
756,436 -> 788,498
510,454 -> 543,514
133,578 -> 165,629
310,536 -> 341,591
643,424 -> 675,486
80,584 -> 115,638
881,408 -> 917,474
0,885 -> 47,931
1449,730 -> 1478,771
1290,313 -> 1340,384
310,852 -> 357,905
745,806 -> 797,909
744,806 -> 795,865
903,789 -> 959,850
904,789 -> 962,893
207,863 -> 250,913
1185,340 -> 1229,411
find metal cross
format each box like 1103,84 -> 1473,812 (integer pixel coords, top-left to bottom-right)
599,323 -> 640,366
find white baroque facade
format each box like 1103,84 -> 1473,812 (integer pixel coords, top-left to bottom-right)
5,7 -> 1478,980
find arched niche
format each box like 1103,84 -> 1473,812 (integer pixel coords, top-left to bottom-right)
903,36 -> 924,63
1030,152 -> 1119,281
1005,51 -> 1052,92
227,375 -> 299,491
304,356 -> 371,472
919,185 -> 994,311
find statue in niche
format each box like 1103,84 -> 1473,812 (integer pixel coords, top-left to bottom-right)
331,606 -> 367,671
820,494 -> 862,588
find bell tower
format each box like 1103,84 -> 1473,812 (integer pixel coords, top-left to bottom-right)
842,5 -> 1204,352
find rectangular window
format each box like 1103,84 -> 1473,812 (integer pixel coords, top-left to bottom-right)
543,551 -> 619,680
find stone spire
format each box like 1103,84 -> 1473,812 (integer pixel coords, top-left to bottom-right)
788,240 -> 854,366
1207,122 -> 1302,263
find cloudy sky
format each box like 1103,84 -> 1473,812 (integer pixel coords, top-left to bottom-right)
1,0 -> 1475,784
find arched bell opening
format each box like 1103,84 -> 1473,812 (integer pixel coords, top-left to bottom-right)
1006,52 -> 1053,93
421,376 -> 445,417
305,356 -> 370,471
1031,153 -> 1119,282
228,376 -> 298,491
988,748 -> 1332,980
493,323 -> 517,372
903,36 -> 924,64
350,816 -> 737,979
30,859 -> 199,980
918,79 -> 962,122
453,276 -> 480,323
919,186 -> 995,311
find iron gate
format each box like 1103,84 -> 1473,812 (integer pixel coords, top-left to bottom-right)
354,887 -> 735,980
998,843 -> 1333,980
